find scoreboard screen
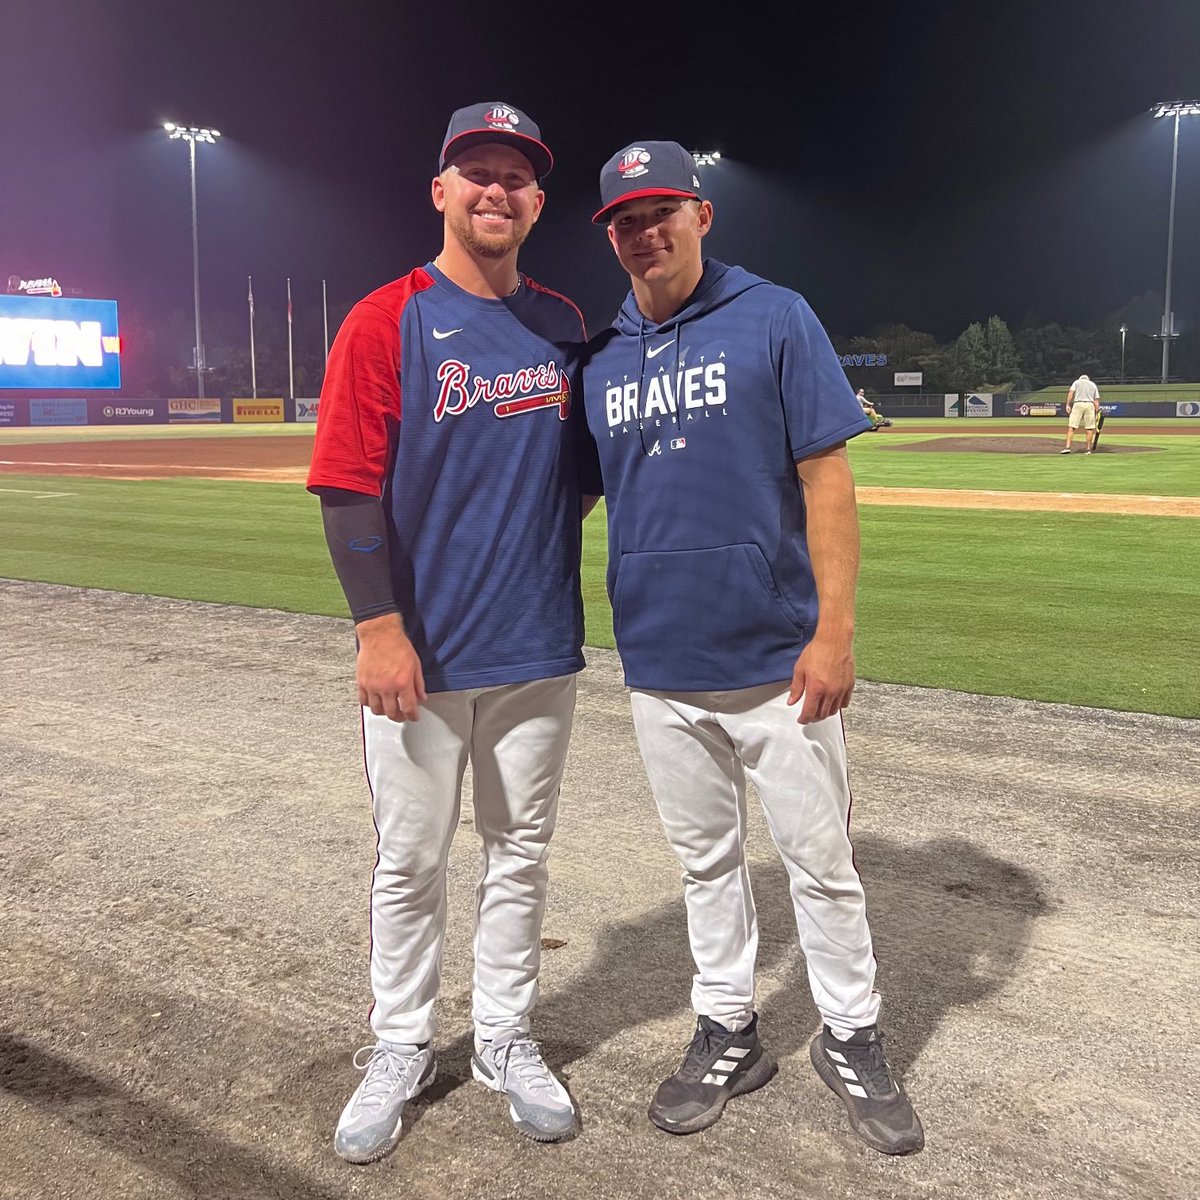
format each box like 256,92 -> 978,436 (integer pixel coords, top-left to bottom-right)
0,295 -> 122,390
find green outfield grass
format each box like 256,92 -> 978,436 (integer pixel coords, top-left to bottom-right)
0,475 -> 345,616
852,506 -> 1197,717
848,432 -> 1200,496
1,475 -> 1195,717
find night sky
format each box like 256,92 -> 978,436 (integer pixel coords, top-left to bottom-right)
5,0 -> 1199,354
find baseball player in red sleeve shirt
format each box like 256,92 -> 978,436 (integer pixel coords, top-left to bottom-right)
308,102 -> 598,1163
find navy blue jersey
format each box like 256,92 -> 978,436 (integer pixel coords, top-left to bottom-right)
581,259 -> 871,692
310,263 -> 596,692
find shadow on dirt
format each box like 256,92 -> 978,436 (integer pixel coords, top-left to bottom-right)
0,1034 -> 343,1200
426,833 -> 1046,1093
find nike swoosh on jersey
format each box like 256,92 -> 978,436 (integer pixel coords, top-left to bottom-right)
433,328 -> 464,339
645,340 -> 675,359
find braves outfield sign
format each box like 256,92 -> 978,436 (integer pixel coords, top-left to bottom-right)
0,295 -> 121,389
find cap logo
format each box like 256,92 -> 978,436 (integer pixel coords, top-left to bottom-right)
618,147 -> 652,179
485,105 -> 520,130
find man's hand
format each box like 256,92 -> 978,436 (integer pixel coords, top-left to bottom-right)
355,613 -> 427,722
787,633 -> 856,724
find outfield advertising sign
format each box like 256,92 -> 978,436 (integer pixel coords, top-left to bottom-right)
1178,401 -> 1200,417
30,398 -> 87,425
0,295 -> 121,390
294,398 -> 320,423
0,399 -> 25,426
965,393 -> 993,417
233,398 -> 284,423
89,399 -> 167,424
169,397 -> 222,423
1010,401 -> 1061,416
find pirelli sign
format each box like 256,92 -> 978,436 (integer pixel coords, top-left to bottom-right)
233,398 -> 284,423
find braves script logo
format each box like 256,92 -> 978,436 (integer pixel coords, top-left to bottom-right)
619,147 -> 651,178
485,105 -> 520,131
434,359 -> 571,422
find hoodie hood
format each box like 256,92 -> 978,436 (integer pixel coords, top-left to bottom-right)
613,259 -> 771,337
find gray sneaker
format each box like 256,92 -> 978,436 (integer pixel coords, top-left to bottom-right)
334,1041 -> 436,1164
471,1031 -> 578,1141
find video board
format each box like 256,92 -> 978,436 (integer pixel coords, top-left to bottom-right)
0,295 -> 121,390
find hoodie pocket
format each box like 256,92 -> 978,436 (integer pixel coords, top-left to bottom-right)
612,544 -> 809,684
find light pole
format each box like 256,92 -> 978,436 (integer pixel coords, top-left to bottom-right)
1119,323 -> 1128,383
164,122 -> 221,398
1152,102 -> 1200,384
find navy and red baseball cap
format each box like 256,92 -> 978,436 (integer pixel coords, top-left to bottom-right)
439,102 -> 553,180
593,140 -> 703,224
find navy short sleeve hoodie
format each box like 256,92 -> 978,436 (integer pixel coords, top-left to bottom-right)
581,259 -> 871,692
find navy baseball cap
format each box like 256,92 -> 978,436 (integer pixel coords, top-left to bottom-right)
439,102 -> 553,180
593,140 -> 703,224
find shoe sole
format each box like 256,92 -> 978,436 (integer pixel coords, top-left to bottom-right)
334,1060 -> 437,1165
648,1052 -> 778,1135
471,1057 -> 578,1143
809,1036 -> 924,1155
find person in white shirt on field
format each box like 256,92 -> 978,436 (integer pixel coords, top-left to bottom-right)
1060,374 -> 1101,454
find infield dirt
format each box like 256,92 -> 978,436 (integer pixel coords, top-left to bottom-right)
2,580 -> 1197,1200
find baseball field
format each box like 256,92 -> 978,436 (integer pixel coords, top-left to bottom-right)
1,418 -> 1196,716
2,419 -> 1199,1200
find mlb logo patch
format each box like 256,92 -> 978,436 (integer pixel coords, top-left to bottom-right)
670,437 -> 686,450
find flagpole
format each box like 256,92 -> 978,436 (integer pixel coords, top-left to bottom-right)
248,275 -> 257,399
286,276 -> 294,402
322,278 -> 329,363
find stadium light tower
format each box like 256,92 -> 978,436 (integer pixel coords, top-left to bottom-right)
691,150 -> 721,167
163,122 -> 221,399
1152,101 -> 1200,384
1119,323 -> 1128,383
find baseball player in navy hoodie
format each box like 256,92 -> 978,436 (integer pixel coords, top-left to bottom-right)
308,102 -> 596,1163
581,141 -> 923,1155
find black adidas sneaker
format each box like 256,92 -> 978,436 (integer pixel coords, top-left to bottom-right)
649,1014 -> 778,1134
809,1025 -> 924,1154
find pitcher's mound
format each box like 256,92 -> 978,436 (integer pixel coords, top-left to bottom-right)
888,437 -> 1159,455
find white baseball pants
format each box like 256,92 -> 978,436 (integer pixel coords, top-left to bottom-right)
363,674 -> 576,1045
629,682 -> 880,1039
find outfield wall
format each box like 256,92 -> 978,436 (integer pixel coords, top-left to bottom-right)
0,397 -> 321,427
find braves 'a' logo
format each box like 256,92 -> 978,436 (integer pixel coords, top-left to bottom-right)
435,359 -> 570,423
618,148 -> 651,178
484,105 -> 520,130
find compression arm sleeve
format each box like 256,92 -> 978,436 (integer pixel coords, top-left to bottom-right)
317,488 -> 400,624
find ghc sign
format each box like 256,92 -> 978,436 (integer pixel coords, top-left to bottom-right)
0,295 -> 121,390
